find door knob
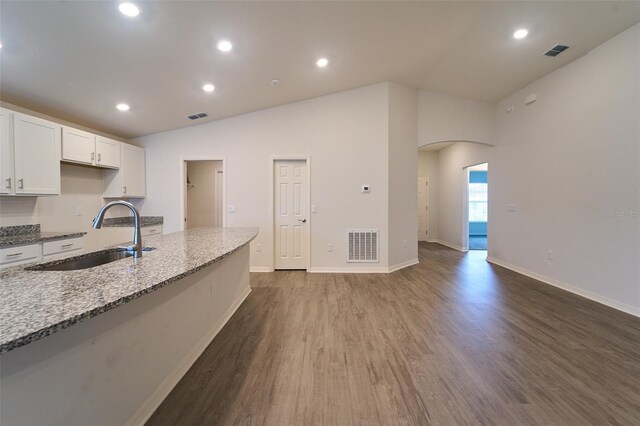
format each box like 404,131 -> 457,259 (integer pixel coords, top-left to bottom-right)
298,219 -> 307,223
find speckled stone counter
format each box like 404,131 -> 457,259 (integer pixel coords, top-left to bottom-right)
101,216 -> 164,227
0,224 -> 86,248
0,227 -> 258,353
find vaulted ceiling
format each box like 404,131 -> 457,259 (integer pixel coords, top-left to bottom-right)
1,1 -> 639,138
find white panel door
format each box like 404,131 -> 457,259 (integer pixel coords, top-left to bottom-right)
0,109 -> 14,194
14,113 -> 61,195
418,177 -> 429,241
274,160 -> 308,270
95,136 -> 120,169
62,126 -> 95,165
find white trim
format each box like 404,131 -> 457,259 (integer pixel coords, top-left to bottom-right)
308,259 -> 418,274
434,240 -> 467,252
486,257 -> 640,318
388,258 -> 419,272
268,155 -> 311,271
179,157 -> 227,231
309,266 -> 391,274
250,266 -> 273,273
126,286 -> 251,426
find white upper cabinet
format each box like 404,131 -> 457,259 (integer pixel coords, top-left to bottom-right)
62,126 -> 96,165
13,112 -> 61,195
0,108 -> 15,194
103,144 -> 145,198
95,136 -> 120,169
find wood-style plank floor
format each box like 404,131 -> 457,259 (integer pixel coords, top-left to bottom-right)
147,243 -> 640,425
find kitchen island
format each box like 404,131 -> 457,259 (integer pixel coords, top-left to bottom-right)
0,227 -> 258,425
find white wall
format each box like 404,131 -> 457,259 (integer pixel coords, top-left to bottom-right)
186,160 -> 223,228
137,83 -> 392,271
388,82 -> 419,267
418,90 -> 495,147
436,142 -> 491,250
490,23 -> 640,315
418,150 -> 439,241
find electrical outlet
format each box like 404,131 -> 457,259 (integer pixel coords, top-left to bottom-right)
256,243 -> 262,253
508,204 -> 517,212
75,206 -> 83,216
547,250 -> 553,261
327,243 -> 333,252
227,205 -> 236,213
403,239 -> 407,248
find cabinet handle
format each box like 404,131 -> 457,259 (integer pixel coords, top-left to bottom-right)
61,243 -> 73,248
18,178 -> 24,189
97,153 -> 101,162
123,186 -> 127,194
91,152 -> 95,162
6,252 -> 23,257
5,177 -> 11,189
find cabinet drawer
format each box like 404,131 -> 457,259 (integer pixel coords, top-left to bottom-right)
0,244 -> 42,265
141,225 -> 162,237
42,237 -> 85,256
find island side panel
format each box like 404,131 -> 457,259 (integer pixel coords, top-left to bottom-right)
0,244 -> 251,426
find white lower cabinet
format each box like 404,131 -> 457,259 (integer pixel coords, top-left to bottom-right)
0,244 -> 42,267
101,225 -> 162,247
42,237 -> 84,259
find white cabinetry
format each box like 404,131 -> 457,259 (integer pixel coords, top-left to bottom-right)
0,108 -> 15,194
13,113 -> 61,195
95,137 -> 120,169
0,244 -> 42,267
62,126 -> 96,165
42,237 -> 84,260
103,144 -> 145,198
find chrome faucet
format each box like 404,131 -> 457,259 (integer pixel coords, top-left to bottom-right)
92,200 -> 143,258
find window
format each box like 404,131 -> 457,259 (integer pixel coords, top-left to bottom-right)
468,172 -> 488,222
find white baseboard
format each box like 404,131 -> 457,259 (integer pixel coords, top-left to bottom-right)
434,240 -> 467,252
486,257 -> 640,318
250,266 -> 272,273
388,258 -> 419,272
308,259 -> 419,274
126,286 -> 252,426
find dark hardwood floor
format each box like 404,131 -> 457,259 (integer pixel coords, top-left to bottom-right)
147,243 -> 640,425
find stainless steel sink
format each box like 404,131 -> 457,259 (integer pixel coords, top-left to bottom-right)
27,247 -> 155,271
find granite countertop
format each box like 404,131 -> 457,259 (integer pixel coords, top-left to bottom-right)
0,227 -> 258,353
101,216 -> 163,227
0,225 -> 86,249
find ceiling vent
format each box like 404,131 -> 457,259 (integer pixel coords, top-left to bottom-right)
544,44 -> 569,57
187,112 -> 208,120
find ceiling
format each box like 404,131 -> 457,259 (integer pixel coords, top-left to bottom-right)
1,1 -> 639,139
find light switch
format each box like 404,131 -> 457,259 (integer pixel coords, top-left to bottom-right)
507,204 -> 516,212
311,204 -> 318,213
228,205 -> 236,213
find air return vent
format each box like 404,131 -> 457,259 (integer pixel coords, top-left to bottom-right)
186,112 -> 208,120
347,230 -> 379,263
544,44 -> 569,57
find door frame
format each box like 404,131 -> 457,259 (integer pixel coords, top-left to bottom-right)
179,157 -> 227,231
462,162 -> 488,252
269,155 -> 311,271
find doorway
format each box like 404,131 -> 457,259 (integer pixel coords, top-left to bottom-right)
272,158 -> 310,270
183,160 -> 224,229
464,163 -> 488,251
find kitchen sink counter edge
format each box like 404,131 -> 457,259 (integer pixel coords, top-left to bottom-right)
0,227 -> 258,353
0,231 -> 87,249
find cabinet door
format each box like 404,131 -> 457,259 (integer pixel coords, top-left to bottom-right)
0,108 -> 15,194
121,144 -> 145,197
62,126 -> 95,165
14,113 -> 61,195
95,137 -> 120,169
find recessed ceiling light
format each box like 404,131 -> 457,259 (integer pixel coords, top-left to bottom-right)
202,84 -> 215,93
217,40 -> 233,52
316,57 -> 329,68
116,103 -> 130,112
270,79 -> 281,87
513,29 -> 528,39
119,3 -> 140,17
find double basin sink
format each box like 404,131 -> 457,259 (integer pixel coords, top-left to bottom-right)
27,247 -> 155,271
